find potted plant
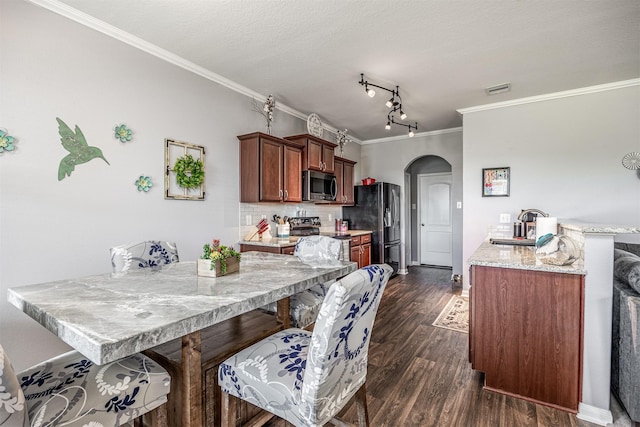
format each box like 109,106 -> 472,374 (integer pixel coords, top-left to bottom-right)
197,239 -> 242,277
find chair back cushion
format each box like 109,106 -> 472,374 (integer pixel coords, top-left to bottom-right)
0,345 -> 29,427
110,241 -> 179,272
294,236 -> 342,267
19,351 -> 170,426
300,264 -> 392,424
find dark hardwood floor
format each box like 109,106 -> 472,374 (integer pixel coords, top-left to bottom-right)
263,265 -> 627,427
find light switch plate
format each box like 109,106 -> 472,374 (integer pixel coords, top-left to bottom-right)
456,202 -> 462,209
499,213 -> 511,223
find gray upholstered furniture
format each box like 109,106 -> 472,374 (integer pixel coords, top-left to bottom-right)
219,264 -> 392,427
262,236 -> 344,329
110,240 -> 179,272
0,344 -> 170,427
612,243 -> 640,426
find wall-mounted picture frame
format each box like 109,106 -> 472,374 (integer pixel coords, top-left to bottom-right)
482,167 -> 510,197
165,139 -> 205,200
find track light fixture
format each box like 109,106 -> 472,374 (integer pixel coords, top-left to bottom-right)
359,73 -> 416,134
387,112 -> 418,137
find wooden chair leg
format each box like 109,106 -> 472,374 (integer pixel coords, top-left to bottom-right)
354,383 -> 370,427
221,391 -> 238,427
150,402 -> 169,427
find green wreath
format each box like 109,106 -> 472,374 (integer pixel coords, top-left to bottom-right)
173,154 -> 204,189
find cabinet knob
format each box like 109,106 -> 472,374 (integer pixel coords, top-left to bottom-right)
284,190 -> 288,200
279,189 -> 283,200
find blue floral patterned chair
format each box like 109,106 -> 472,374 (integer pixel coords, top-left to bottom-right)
219,264 -> 393,427
261,236 -> 344,329
0,344 -> 170,427
110,241 -> 179,273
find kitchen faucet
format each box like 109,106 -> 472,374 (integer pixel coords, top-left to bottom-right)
517,208 -> 549,221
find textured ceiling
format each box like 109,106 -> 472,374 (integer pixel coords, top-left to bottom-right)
52,0 -> 640,141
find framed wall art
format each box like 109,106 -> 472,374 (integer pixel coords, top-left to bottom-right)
165,139 -> 205,200
482,167 -> 510,197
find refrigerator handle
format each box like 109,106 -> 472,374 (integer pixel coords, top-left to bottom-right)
384,207 -> 391,227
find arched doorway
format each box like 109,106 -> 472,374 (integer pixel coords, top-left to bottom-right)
406,155 -> 452,267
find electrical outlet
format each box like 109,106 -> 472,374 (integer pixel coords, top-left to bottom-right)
499,213 -> 511,223
328,214 -> 332,222
245,215 -> 252,226
456,201 -> 462,209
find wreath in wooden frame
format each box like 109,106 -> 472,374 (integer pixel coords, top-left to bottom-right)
173,154 -> 204,189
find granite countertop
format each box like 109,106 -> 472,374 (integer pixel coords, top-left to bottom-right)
7,252 -> 356,364
240,230 -> 373,248
560,222 -> 640,234
468,241 -> 586,275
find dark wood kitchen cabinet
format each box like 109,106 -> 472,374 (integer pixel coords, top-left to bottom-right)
469,265 -> 584,412
334,156 -> 356,205
285,134 -> 336,174
238,132 -> 302,203
350,233 -> 371,269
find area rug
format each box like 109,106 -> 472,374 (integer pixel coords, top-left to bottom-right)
432,295 -> 469,333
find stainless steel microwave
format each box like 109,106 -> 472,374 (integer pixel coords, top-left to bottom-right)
302,170 -> 337,201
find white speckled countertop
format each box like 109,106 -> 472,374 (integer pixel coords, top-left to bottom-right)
468,242 -> 586,274
560,222 -> 640,234
240,230 -> 373,248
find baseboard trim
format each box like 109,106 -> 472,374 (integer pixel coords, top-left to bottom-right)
577,403 -> 613,426
460,289 -> 470,298
398,268 -> 409,275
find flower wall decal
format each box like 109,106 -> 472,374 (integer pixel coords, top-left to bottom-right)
0,129 -> 16,153
114,124 -> 133,143
135,175 -> 153,192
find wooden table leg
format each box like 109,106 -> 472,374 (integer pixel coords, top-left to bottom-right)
276,297 -> 291,329
182,331 -> 203,427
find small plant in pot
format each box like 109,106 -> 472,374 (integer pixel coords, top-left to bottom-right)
198,239 -> 241,277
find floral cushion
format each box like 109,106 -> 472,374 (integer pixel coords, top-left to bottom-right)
15,350 -> 170,427
261,291 -> 326,329
1,345 -> 29,427
294,236 -> 342,268
110,241 -> 179,273
614,249 -> 640,294
220,264 -> 393,426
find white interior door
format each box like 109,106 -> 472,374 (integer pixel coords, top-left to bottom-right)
419,173 -> 452,267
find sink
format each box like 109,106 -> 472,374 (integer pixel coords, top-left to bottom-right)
490,238 -> 535,246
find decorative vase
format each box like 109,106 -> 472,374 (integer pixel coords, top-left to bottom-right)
197,257 -> 240,277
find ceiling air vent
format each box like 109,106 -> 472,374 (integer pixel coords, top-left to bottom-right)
485,83 -> 511,96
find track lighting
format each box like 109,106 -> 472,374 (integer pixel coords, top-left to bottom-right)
359,73 -> 416,134
386,113 -> 418,137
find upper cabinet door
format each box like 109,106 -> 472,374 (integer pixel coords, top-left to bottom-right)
343,161 -> 355,204
307,139 -> 323,171
283,145 -> 302,202
260,138 -> 284,202
322,144 -> 335,174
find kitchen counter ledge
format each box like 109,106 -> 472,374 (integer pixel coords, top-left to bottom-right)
468,241 -> 586,275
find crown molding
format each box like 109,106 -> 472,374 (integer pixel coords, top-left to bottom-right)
361,127 -> 462,145
27,0 -> 362,143
457,78 -> 640,115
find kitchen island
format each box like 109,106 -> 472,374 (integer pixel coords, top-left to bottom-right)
469,221 -> 640,425
468,242 -> 585,412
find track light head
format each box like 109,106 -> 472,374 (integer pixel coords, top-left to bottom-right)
400,110 -> 407,120
385,121 -> 391,130
408,130 -> 414,137
366,87 -> 376,97
385,98 -> 394,108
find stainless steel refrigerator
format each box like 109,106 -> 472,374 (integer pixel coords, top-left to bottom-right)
342,182 -> 401,274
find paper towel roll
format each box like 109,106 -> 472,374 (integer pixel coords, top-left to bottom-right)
536,217 -> 558,241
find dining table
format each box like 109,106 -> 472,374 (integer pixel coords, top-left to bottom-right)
7,251 -> 357,427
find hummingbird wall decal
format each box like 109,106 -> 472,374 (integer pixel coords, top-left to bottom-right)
56,117 -> 110,181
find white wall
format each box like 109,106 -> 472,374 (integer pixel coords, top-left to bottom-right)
358,130 -> 464,274
0,1 -> 357,369
461,84 -> 640,289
